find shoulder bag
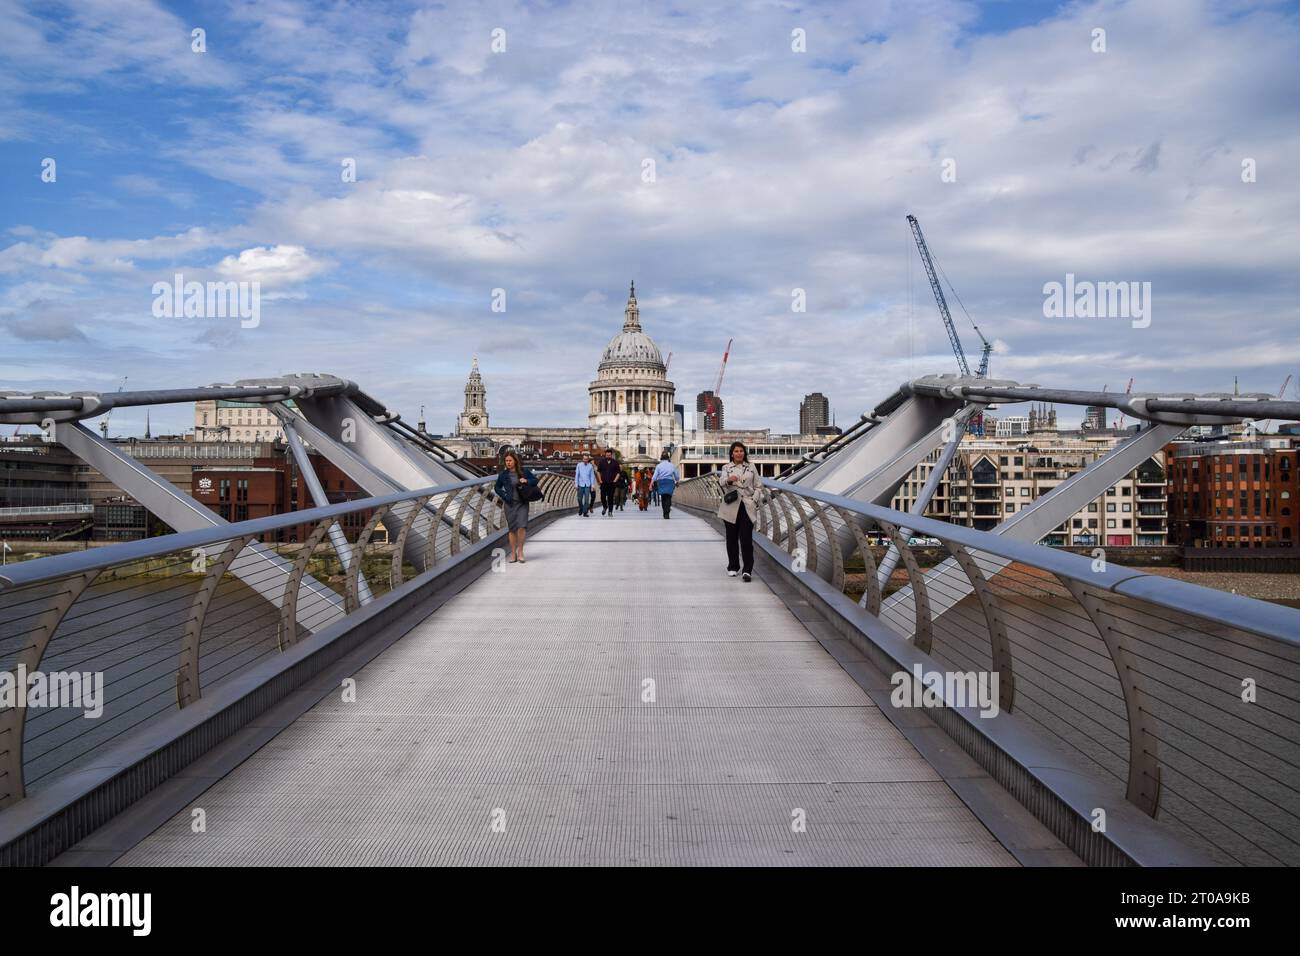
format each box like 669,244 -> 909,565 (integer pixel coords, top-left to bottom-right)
517,474 -> 544,503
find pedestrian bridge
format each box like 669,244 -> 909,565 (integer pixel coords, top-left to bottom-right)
0,373 -> 1297,867
107,510 -> 1032,867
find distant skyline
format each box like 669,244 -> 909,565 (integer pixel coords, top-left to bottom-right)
2,0 -> 1298,437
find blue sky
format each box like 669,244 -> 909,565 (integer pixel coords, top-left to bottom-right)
2,0 -> 1299,436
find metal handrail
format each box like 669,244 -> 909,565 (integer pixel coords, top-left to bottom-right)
0,475 -> 502,590
674,472 -> 1300,865
677,473 -> 1300,645
0,472 -> 578,807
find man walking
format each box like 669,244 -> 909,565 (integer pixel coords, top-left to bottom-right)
575,453 -> 596,517
651,450 -> 678,519
596,448 -> 621,516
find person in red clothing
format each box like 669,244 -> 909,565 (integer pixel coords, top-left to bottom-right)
636,468 -> 650,510
596,448 -> 621,516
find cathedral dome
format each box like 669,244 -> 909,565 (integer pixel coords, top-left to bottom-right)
598,282 -> 665,373
600,331 -> 663,370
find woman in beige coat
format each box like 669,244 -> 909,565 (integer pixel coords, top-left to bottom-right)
717,441 -> 762,582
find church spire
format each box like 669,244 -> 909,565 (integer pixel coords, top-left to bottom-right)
623,280 -> 641,332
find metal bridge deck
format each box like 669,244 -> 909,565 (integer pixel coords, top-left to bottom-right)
116,510 -> 1020,866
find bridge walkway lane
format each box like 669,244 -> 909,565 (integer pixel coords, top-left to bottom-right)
115,509 -> 1039,866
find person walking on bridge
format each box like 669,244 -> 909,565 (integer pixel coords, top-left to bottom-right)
596,448 -> 620,516
495,449 -> 538,563
652,451 -> 678,519
575,453 -> 596,517
635,467 -> 650,511
718,441 -> 761,582
615,468 -> 629,511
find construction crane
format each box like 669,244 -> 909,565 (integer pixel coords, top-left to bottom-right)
1257,374 -> 1294,434
99,376 -> 128,438
704,340 -> 732,431
906,214 -> 992,378
1115,378 -> 1134,430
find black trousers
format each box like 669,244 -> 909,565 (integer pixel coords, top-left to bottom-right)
724,504 -> 754,573
600,482 -> 616,512
661,493 -> 672,517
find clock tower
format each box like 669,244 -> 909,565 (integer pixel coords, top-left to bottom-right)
457,356 -> 489,434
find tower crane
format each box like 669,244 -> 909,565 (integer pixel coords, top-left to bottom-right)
99,376 -> 128,438
906,214 -> 992,379
1257,374 -> 1294,434
1115,378 -> 1134,430
705,340 -> 731,431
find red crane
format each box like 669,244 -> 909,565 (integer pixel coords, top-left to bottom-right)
704,339 -> 732,430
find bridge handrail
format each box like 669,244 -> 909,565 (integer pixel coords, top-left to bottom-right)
0,472 -> 573,590
675,471 -> 1300,865
679,473 -> 1300,646
0,471 -> 578,810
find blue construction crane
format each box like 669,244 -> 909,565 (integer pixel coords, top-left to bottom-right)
906,214 -> 992,378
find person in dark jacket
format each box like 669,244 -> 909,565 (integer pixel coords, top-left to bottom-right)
494,449 -> 539,563
615,469 -> 629,510
596,448 -> 621,515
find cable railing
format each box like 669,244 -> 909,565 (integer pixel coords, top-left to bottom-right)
0,472 -> 577,808
675,472 -> 1300,866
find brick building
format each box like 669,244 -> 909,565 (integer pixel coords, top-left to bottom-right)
192,456 -> 371,543
1166,439 -> 1299,548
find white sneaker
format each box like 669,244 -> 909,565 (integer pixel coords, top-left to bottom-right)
727,570 -> 738,577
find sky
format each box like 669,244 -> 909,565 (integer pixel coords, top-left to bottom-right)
1,0 -> 1298,437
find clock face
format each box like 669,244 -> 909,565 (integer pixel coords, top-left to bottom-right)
469,414 -> 480,425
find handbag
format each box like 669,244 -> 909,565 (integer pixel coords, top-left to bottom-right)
721,465 -> 742,504
517,477 -> 543,503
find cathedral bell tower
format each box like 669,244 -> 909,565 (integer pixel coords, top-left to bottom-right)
458,356 -> 489,434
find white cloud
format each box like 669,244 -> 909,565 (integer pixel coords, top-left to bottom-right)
2,0 -> 1299,433
213,244 -> 332,287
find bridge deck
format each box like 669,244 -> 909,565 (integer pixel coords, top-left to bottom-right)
116,510 -> 1020,866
